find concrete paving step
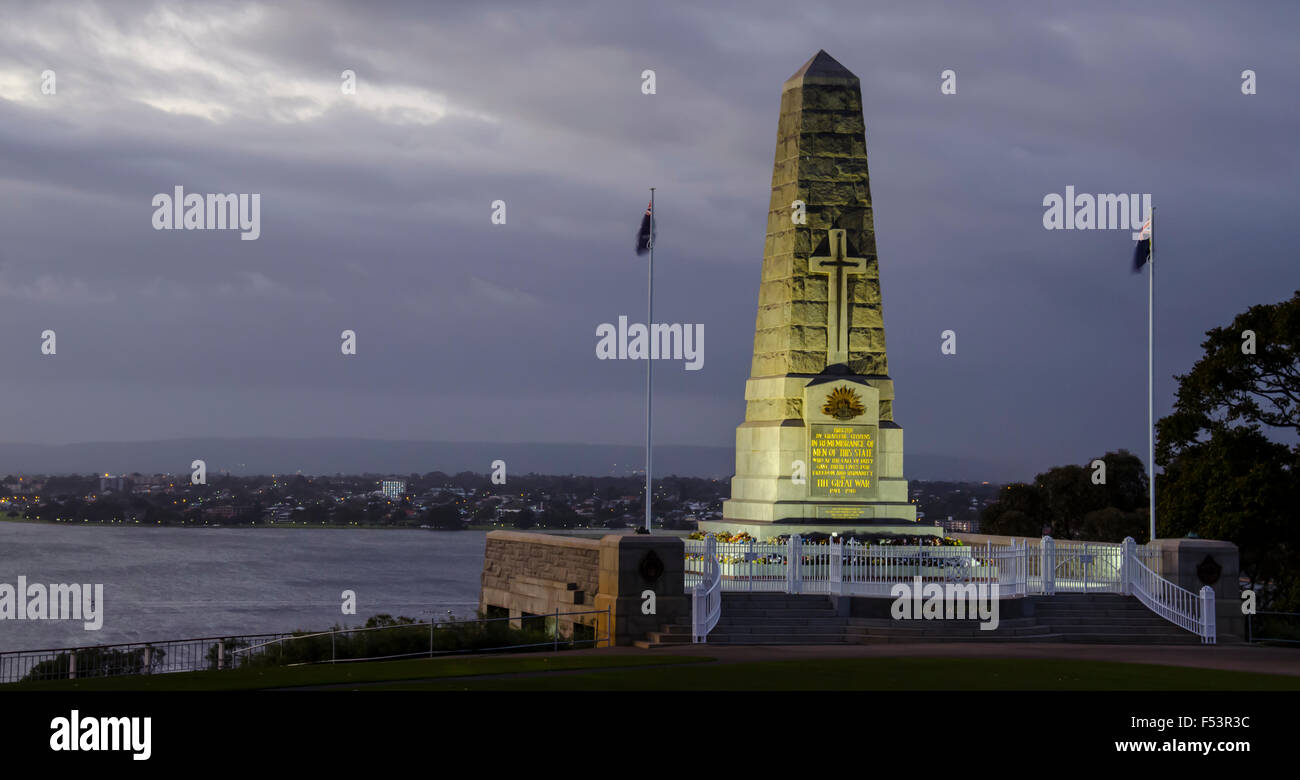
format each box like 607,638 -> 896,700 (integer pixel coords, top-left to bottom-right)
715,607 -> 840,613
642,632 -> 693,645
1034,598 -> 1138,603
719,598 -> 836,604
719,600 -> 836,607
635,639 -> 700,649
1036,620 -> 1184,630
1042,624 -> 1189,636
658,623 -> 847,636
720,594 -> 833,599
719,611 -> 840,619
654,625 -> 700,635
692,606 -> 837,613
1046,603 -> 1151,609
845,626 -> 1054,638
704,625 -> 848,635
1028,612 -> 1173,621
1035,599 -> 1149,605
717,603 -> 837,608
712,620 -> 849,629
1034,598 -> 1151,606
717,598 -> 837,603
846,617 -> 1039,629
720,600 -> 838,606
1032,610 -> 1169,619
1047,633 -> 1206,645
850,634 -> 1063,644
705,635 -> 852,645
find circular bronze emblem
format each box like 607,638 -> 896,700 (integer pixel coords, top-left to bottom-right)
1196,554 -> 1222,586
639,550 -> 664,583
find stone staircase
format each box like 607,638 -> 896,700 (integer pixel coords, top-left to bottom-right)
1022,594 -> 1229,644
635,592 -> 1221,648
638,593 -> 850,647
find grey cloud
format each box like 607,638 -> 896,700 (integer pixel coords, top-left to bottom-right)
0,0 -> 1294,481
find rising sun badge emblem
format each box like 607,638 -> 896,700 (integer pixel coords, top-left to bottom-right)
822,386 -> 865,420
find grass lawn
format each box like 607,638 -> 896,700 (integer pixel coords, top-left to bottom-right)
5,653 -> 711,692
8,652 -> 1299,692
370,657 -> 1300,692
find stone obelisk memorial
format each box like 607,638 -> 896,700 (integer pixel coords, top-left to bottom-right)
706,50 -> 936,540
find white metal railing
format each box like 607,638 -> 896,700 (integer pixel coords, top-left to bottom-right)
826,538 -> 1031,597
1025,536 -> 1160,594
1121,537 -> 1216,643
684,537 -> 1033,598
685,537 -> 790,592
1041,539 -> 1124,593
682,533 -> 1213,642
691,535 -> 722,643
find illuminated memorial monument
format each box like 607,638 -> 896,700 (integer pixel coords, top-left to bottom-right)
706,51 -> 936,540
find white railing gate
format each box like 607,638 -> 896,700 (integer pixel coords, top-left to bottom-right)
1039,535 -> 1056,595
829,540 -> 843,595
786,535 -> 803,595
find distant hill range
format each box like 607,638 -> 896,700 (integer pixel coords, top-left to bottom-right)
0,438 -> 1018,482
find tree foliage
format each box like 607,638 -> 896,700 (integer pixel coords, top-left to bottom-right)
512,508 -> 536,529
425,503 -> 464,530
1156,291 -> 1300,609
980,450 -> 1148,542
1158,291 -> 1300,457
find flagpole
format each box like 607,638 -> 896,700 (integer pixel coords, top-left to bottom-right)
645,187 -> 655,533
1147,206 -> 1155,542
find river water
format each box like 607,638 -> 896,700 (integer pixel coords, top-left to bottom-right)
0,523 -> 488,651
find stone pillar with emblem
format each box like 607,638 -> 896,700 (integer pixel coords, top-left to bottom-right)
707,50 -> 929,540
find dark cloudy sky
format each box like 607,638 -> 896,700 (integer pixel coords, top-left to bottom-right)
0,0 -> 1295,481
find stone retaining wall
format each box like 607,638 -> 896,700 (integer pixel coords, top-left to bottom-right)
479,531 -> 688,646
479,531 -> 602,639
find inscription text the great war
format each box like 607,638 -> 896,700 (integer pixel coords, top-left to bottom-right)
808,424 -> 877,498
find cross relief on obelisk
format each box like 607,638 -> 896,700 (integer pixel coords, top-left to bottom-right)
809,228 -> 867,366
716,49 -> 918,537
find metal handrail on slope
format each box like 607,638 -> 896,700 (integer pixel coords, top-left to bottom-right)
692,536 -> 722,643
1122,537 -> 1216,644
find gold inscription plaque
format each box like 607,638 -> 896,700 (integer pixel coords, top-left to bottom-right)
809,424 -> 877,498
816,505 -> 870,520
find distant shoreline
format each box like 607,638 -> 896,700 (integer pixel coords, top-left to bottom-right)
0,515 -> 504,532
0,516 -> 651,534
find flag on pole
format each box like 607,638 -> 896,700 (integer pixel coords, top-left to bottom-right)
636,199 -> 654,255
1132,215 -> 1152,272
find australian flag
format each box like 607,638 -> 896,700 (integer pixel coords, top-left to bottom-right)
635,199 -> 654,256
1132,215 -> 1152,272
